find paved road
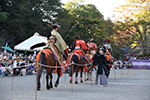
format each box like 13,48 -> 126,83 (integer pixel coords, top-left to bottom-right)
0,69 -> 150,100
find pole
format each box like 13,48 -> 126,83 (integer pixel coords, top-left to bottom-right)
138,65 -> 139,74
43,69 -> 45,85
127,67 -> 129,77
65,71 -> 66,82
11,70 -> 14,90
130,64 -> 132,76
114,68 -> 116,80
91,64 -> 92,86
35,62 -> 37,100
71,63 -> 74,92
121,67 -> 123,78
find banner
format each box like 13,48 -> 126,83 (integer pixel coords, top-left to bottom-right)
129,60 -> 150,69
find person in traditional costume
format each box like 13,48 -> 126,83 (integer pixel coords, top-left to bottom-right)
104,39 -> 114,61
87,38 -> 97,56
71,36 -> 90,63
104,39 -> 112,54
93,47 -> 107,87
45,23 -> 68,65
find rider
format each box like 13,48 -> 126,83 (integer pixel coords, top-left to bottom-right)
104,39 -> 112,54
71,36 -> 90,63
45,23 -> 68,65
104,39 -> 114,61
87,37 -> 97,56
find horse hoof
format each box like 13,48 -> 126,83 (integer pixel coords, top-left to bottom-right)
47,87 -> 50,90
54,84 -> 58,87
46,86 -> 50,90
70,80 -> 72,84
37,88 -> 40,91
80,80 -> 83,83
50,85 -> 53,88
87,78 -> 89,80
75,81 -> 78,84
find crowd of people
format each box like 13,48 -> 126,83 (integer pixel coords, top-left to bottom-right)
125,55 -> 150,60
0,51 -> 37,77
111,55 -> 150,70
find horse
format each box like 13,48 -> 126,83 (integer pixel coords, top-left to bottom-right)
69,53 -> 87,84
84,53 -> 93,81
36,48 -> 67,91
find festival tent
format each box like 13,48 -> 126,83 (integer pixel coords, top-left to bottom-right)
14,32 -> 47,51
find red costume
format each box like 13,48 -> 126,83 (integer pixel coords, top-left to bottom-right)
105,54 -> 112,68
87,42 -> 97,50
73,40 -> 88,57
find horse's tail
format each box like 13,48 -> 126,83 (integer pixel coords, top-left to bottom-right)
71,53 -> 81,64
36,51 -> 46,90
37,51 -> 45,79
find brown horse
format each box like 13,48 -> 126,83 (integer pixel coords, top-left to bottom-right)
69,53 -> 87,84
36,49 -> 66,91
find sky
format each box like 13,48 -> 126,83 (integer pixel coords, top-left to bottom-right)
61,0 -> 127,20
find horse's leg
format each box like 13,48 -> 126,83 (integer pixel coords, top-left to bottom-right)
46,70 -> 50,90
75,66 -> 79,84
69,64 -> 74,84
80,66 -> 83,83
87,65 -> 90,81
36,65 -> 43,91
84,69 -> 86,81
36,52 -> 45,91
50,72 -> 53,88
55,67 -> 60,87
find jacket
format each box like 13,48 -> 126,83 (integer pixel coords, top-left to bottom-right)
93,53 -> 107,75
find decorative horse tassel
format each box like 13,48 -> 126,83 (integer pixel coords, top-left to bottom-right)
84,63 -> 88,72
75,77 -> 77,81
70,76 -> 72,80
60,66 -> 63,76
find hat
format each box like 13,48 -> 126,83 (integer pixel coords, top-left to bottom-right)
106,39 -> 110,43
98,47 -> 106,52
73,36 -> 80,39
52,23 -> 60,27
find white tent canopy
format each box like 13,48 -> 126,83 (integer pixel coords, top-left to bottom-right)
14,32 -> 47,51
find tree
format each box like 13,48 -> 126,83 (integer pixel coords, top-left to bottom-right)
63,0 -> 106,47
113,0 -> 150,56
0,6 -> 9,22
0,0 -> 64,47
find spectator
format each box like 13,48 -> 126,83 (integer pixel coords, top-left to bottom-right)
0,65 -> 6,77
2,56 -> 12,76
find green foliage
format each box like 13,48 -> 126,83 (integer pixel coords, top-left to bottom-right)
0,6 -> 9,22
0,0 -> 63,47
113,0 -> 150,56
63,1 -> 106,47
